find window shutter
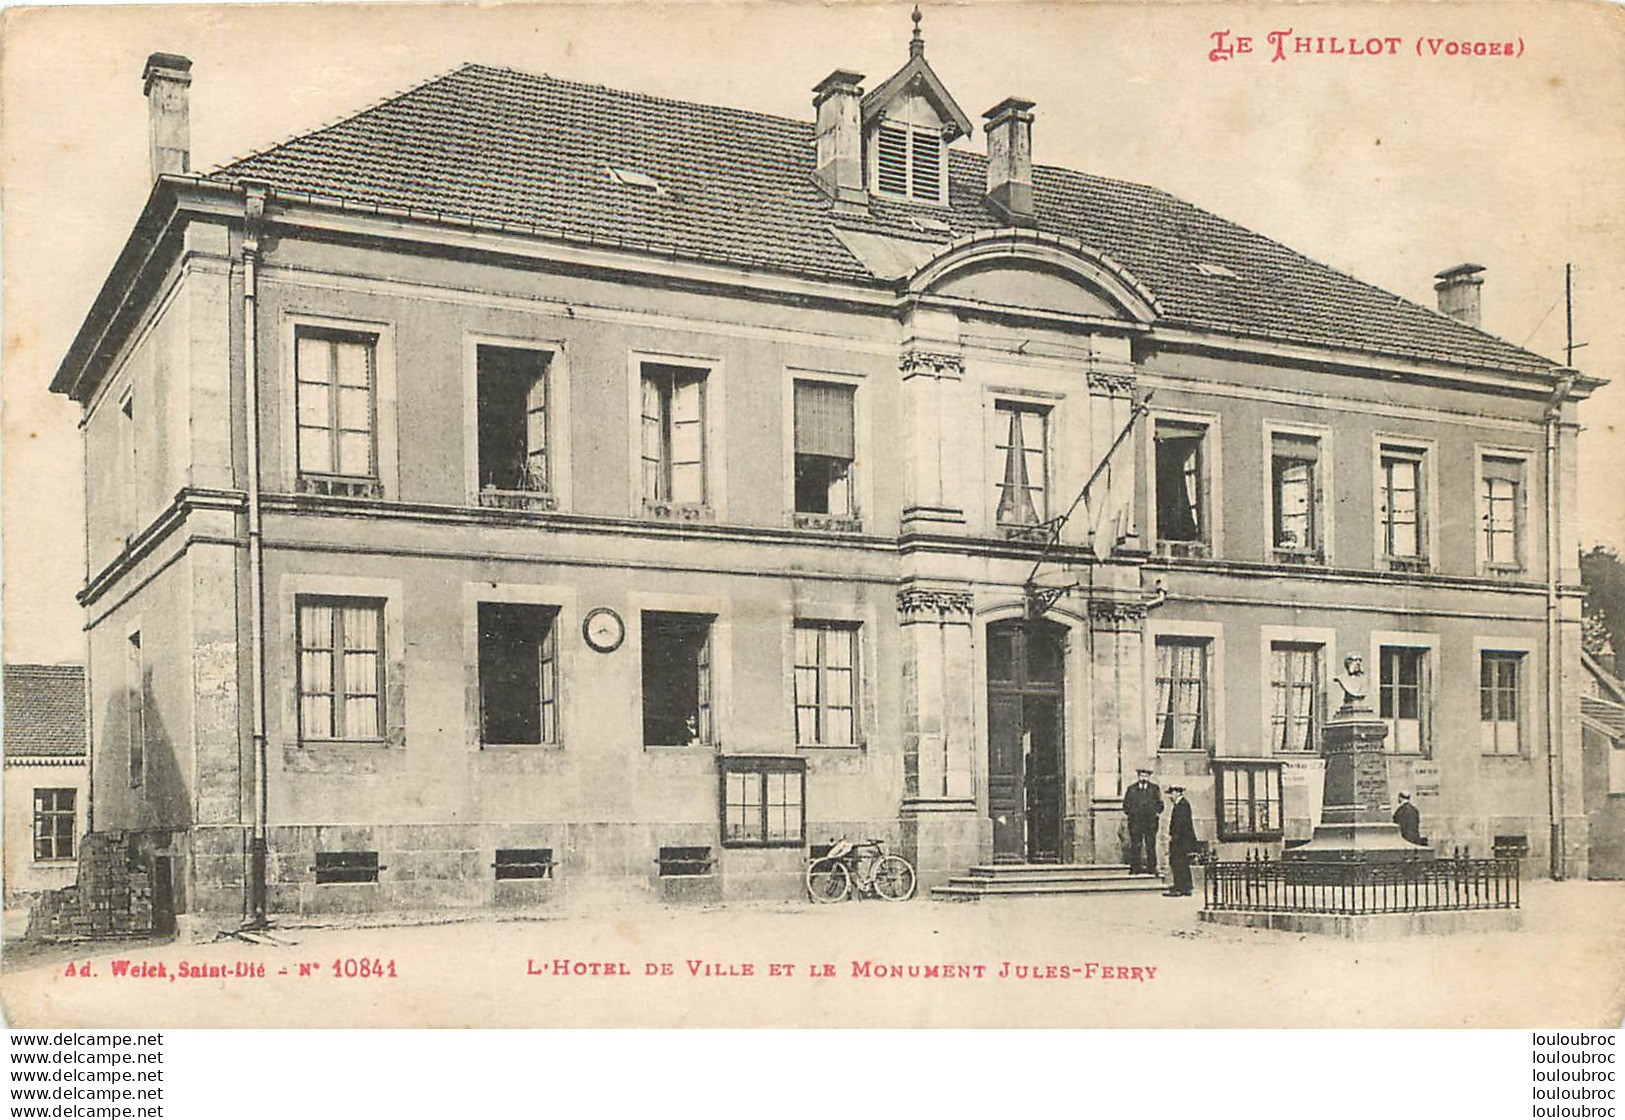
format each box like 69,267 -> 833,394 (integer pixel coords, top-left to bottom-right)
910,129 -> 942,202
876,125 -> 909,195
1482,456 -> 1524,482
794,382 -> 855,460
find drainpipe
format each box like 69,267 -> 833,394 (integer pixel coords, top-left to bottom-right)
1544,370 -> 1576,881
241,182 -> 270,925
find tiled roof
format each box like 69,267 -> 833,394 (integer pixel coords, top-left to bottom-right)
215,63 -> 1556,375
3,665 -> 87,759
1583,696 -> 1625,738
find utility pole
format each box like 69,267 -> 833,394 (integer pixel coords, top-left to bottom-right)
1565,263 -> 1587,366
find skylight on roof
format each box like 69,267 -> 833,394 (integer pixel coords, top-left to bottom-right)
1193,262 -> 1238,278
605,167 -> 664,194
910,214 -> 953,235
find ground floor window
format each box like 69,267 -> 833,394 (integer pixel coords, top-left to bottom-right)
477,602 -> 559,745
720,757 -> 805,847
1479,651 -> 1524,756
793,621 -> 858,746
1215,762 -> 1283,841
32,788 -> 76,861
1380,646 -> 1430,754
1269,642 -> 1321,753
1154,636 -> 1210,751
642,612 -> 713,746
297,597 -> 385,742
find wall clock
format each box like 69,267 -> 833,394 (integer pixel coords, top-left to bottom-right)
582,607 -> 626,653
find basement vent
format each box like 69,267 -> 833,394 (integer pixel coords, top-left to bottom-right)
314,851 -> 379,884
606,166 -> 664,194
494,848 -> 555,881
1193,262 -> 1238,278
656,846 -> 714,877
1493,835 -> 1529,859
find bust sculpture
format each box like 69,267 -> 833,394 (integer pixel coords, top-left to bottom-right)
1332,652 -> 1369,709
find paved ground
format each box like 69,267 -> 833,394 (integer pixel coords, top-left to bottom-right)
2,881 -> 1622,1028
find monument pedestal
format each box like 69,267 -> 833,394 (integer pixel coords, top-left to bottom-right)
1283,702 -> 1431,864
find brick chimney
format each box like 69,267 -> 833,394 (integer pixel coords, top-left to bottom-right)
1434,263 -> 1485,327
142,52 -> 193,180
983,97 -> 1036,227
812,69 -> 866,210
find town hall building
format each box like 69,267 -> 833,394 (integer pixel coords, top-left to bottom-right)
48,25 -> 1603,922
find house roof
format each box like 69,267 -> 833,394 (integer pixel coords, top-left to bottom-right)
1583,651 -> 1625,704
3,665 -> 88,760
211,62 -> 1558,375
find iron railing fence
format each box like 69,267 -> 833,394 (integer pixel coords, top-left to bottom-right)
1201,855 -> 1520,914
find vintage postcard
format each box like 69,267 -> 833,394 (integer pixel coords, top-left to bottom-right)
1,0 -> 1622,1030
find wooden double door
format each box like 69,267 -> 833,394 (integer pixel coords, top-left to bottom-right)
987,620 -> 1066,863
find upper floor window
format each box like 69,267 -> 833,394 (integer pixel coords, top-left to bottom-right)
873,122 -> 944,204
1269,642 -> 1321,753
1154,636 -> 1210,751
794,381 -> 856,520
1154,421 -> 1209,551
1270,433 -> 1321,559
33,788 -> 76,862
477,602 -> 559,747
642,611 -> 713,747
1481,456 -> 1526,570
1380,646 -> 1430,755
793,622 -> 858,747
296,329 -> 378,486
477,346 -> 551,506
1480,651 -> 1524,756
297,597 -> 385,742
640,364 -> 707,510
1378,445 -> 1427,564
994,402 -> 1049,529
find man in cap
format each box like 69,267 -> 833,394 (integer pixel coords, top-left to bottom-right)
1393,790 -> 1423,845
1164,785 -> 1199,897
1122,766 -> 1163,875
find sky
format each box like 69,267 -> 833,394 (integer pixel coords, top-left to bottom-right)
2,0 -> 1622,666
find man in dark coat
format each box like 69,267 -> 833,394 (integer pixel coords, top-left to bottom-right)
1122,767 -> 1163,875
1393,791 -> 1423,845
1164,786 -> 1198,897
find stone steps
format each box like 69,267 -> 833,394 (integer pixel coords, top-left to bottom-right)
931,863 -> 1168,901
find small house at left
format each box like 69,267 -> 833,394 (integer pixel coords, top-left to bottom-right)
3,665 -> 89,905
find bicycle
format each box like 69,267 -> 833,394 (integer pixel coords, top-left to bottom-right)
805,837 -> 916,903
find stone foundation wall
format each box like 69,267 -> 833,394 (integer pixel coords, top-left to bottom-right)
239,818 -> 900,916
26,832 -> 153,941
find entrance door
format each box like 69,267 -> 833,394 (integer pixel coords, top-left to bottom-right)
987,621 -> 1066,862
151,856 -> 176,936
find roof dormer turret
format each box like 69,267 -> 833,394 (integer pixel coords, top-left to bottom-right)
861,8 -> 971,206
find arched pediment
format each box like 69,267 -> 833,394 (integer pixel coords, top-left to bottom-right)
907,231 -> 1162,325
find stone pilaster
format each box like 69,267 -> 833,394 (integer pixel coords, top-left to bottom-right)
1085,363 -> 1140,554
897,584 -> 980,885
1081,597 -> 1147,862
899,348 -> 967,532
